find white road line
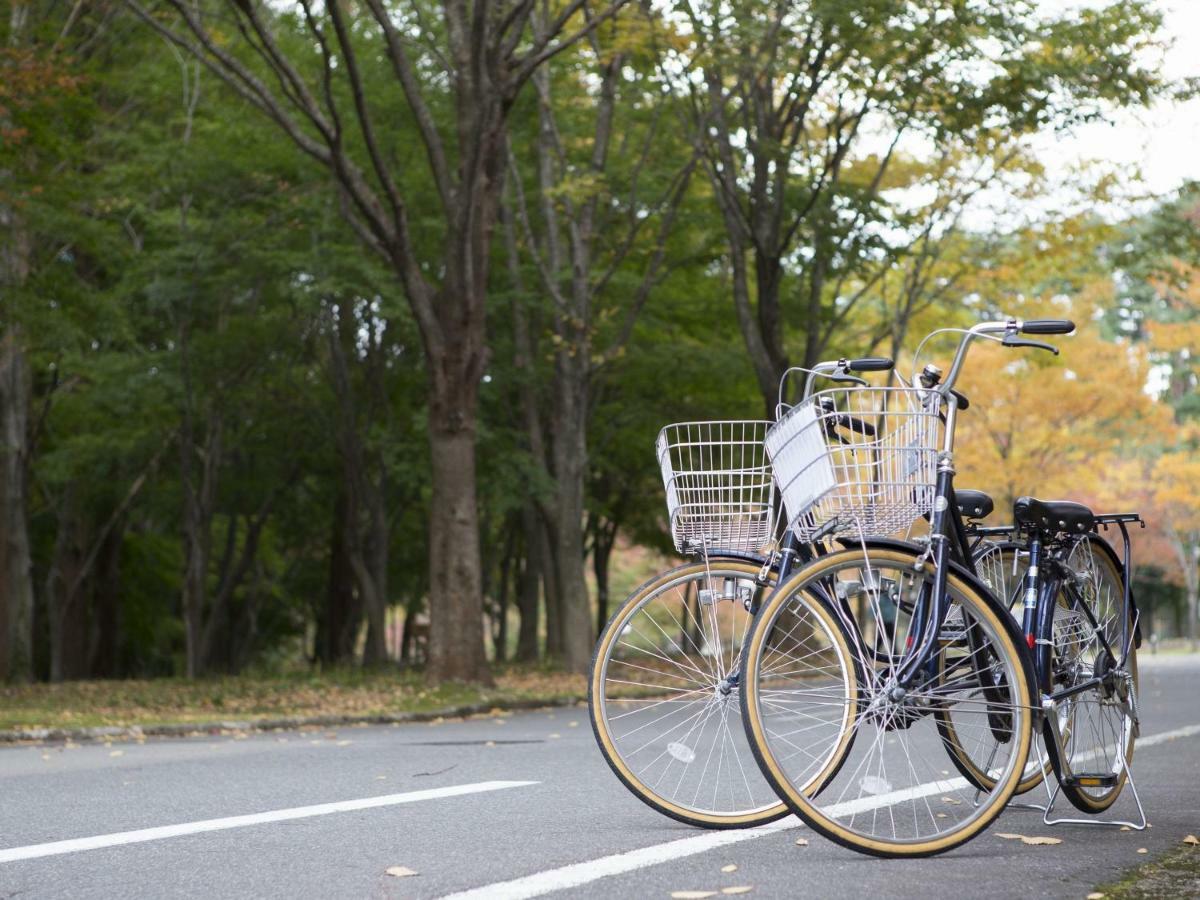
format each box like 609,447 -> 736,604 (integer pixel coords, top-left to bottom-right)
442,722 -> 1200,900
1137,722 -> 1200,746
0,780 -> 537,864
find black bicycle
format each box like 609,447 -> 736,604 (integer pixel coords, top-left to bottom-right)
739,318 -> 1143,857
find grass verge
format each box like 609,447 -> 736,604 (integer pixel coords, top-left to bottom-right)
0,668 -> 587,737
1090,843 -> 1200,899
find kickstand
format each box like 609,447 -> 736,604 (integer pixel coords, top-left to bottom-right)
1022,740 -> 1147,830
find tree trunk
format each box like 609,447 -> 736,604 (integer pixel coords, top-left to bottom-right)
515,504 -> 541,663
494,522 -> 515,663
46,484 -> 90,682
358,502 -> 389,666
425,386 -> 491,683
0,330 -> 34,682
88,523 -> 124,678
549,385 -> 592,673
539,515 -> 564,660
319,486 -> 360,666
326,300 -> 390,668
180,409 -> 220,679
592,518 -> 617,637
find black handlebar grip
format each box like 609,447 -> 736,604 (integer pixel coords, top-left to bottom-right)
1020,319 -> 1075,335
847,357 -> 894,372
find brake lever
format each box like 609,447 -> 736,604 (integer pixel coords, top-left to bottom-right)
1001,334 -> 1059,355
827,373 -> 869,386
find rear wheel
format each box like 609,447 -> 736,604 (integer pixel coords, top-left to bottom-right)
938,539 -> 1052,796
1047,535 -> 1138,813
589,560 -> 788,828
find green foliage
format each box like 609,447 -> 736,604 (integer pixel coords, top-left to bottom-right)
2,0 -> 1191,682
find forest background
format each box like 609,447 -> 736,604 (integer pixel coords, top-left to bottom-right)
2,0 -> 1200,725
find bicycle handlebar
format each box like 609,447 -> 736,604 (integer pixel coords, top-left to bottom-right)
939,318 -> 1073,399
847,357 -> 893,373
1020,319 -> 1075,335
778,357 -> 895,412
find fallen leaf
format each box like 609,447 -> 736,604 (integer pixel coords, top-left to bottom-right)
1137,848 -> 1148,854
722,889 -> 753,896
40,753 -> 50,761
485,741 -> 496,747
1184,835 -> 1199,845
568,721 -> 579,728
670,893 -> 716,899
1087,893 -> 1105,899
936,813 -> 948,819
941,796 -> 962,805
1120,826 -> 1131,832
721,864 -> 737,873
375,776 -> 387,781
109,750 -> 124,758
336,740 -> 352,746
794,838 -> 808,847
549,734 -> 561,739
385,866 -> 418,878
996,833 -> 1061,845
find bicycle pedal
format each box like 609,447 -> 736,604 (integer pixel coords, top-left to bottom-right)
1062,773 -> 1119,789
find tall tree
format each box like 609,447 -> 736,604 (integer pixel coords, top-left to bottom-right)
130,0 -> 631,683
503,9 -> 695,671
671,0 -> 1167,414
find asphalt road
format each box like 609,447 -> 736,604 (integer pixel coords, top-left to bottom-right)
1,655 -> 1198,899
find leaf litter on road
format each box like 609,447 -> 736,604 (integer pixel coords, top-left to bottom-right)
385,866 -> 418,878
995,833 -> 1062,845
721,864 -> 737,873
669,891 -> 715,899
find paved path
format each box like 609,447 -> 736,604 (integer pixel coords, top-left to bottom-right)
1,655 -> 1198,899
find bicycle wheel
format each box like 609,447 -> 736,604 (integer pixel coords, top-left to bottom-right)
1046,534 -> 1138,813
742,547 -> 1035,858
589,560 -> 788,828
938,539 -> 1052,796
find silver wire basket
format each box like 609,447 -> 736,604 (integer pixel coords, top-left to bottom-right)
656,421 -> 777,554
765,387 -> 940,540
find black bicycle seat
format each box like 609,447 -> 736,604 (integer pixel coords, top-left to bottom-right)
1013,497 -> 1094,536
956,489 -> 993,520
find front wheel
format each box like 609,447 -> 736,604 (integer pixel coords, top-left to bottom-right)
589,559 -> 788,828
742,547 -> 1035,858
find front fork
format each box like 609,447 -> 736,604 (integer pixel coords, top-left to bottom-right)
897,462 -> 956,688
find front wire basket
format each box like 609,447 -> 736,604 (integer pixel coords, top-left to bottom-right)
765,386 -> 940,540
656,421 -> 777,555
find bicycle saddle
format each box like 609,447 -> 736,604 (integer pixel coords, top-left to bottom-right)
955,489 -> 993,520
1013,496 -> 1094,535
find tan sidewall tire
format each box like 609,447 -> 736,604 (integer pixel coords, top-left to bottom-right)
742,548 -> 1034,858
589,560 -> 789,828
1056,538 -> 1138,813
